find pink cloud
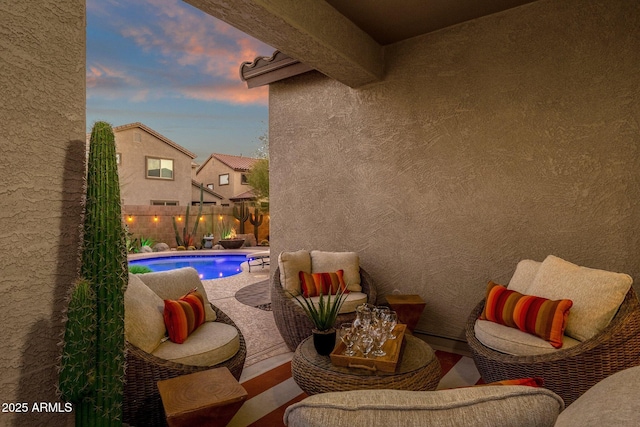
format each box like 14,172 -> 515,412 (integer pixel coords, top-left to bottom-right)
86,63 -> 149,100
116,0 -> 271,105
181,83 -> 268,106
87,63 -> 136,87
87,0 -> 272,106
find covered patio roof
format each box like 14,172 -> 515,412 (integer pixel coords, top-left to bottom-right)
185,0 -> 538,88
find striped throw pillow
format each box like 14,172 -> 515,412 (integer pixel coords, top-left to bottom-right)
485,377 -> 544,387
163,288 -> 206,344
462,377 -> 544,389
298,270 -> 349,298
480,281 -> 573,348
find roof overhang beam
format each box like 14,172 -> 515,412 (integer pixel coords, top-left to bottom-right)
183,0 -> 385,88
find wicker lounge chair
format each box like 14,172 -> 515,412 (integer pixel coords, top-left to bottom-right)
123,303 -> 246,427
465,286 -> 640,405
272,265 -> 377,351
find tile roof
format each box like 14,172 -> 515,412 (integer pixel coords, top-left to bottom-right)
240,50 -> 313,88
197,153 -> 258,174
113,122 -> 197,159
229,190 -> 256,201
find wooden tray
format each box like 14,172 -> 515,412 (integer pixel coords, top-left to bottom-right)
330,324 -> 407,372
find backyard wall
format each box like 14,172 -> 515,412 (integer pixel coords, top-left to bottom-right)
123,205 -> 270,248
269,0 -> 640,341
0,1 -> 85,425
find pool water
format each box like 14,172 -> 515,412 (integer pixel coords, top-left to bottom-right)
129,255 -> 246,280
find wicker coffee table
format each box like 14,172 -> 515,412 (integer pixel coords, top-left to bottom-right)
291,334 -> 441,395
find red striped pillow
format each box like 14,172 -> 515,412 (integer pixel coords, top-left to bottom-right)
299,270 -> 349,298
480,281 -> 573,348
163,288 -> 206,344
485,377 -> 544,387
458,377 -> 544,390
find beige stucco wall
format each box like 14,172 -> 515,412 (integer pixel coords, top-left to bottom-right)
0,1 -> 85,425
270,0 -> 640,341
191,183 -> 223,205
115,127 -> 194,206
196,161 -> 251,202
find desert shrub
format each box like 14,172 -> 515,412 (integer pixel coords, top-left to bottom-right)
129,265 -> 153,274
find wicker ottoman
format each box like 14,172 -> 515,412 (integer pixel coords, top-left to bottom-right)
292,334 -> 441,395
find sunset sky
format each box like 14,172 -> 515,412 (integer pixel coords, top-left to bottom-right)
86,0 -> 274,162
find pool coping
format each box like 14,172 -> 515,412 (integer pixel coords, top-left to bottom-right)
127,248 -> 269,261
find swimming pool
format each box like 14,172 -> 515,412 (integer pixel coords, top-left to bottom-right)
129,254 -> 247,280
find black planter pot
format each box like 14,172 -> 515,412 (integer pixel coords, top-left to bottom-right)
219,239 -> 245,249
312,328 -> 337,356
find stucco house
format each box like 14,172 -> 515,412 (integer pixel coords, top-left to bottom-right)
113,122 -> 198,206
196,153 -> 258,205
2,0 -> 639,425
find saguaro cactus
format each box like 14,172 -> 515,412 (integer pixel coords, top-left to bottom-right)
59,121 -> 128,426
233,202 -> 250,234
59,279 -> 97,403
172,183 -> 203,248
249,206 -> 264,242
172,204 -> 190,247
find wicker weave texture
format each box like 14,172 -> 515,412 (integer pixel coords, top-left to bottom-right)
123,304 -> 246,427
272,266 -> 378,351
465,287 -> 640,405
291,335 -> 441,395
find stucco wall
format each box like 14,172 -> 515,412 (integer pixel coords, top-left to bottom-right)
269,0 -> 640,341
196,161 -> 251,202
123,205 -> 242,247
115,127 -> 194,206
0,1 -> 85,425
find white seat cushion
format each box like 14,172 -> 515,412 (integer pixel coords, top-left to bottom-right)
474,319 -> 580,356
152,321 -> 239,366
555,365 -> 640,426
284,387 -> 563,427
527,255 -> 632,341
294,292 -> 368,315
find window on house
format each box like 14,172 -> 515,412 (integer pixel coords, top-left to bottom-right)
146,157 -> 174,180
116,153 -> 122,165
207,183 -> 214,190
151,200 -> 178,206
219,173 -> 229,186
241,173 -> 249,185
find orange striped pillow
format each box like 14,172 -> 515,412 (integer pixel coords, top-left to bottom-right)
485,377 -> 544,387
299,270 -> 349,298
480,281 -> 573,348
458,377 -> 544,389
163,288 -> 206,344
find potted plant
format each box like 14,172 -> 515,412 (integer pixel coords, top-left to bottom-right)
291,287 -> 348,355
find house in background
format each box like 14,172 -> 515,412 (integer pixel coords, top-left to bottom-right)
113,122 -> 222,206
191,161 -> 200,180
191,179 -> 224,206
196,153 -> 258,205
